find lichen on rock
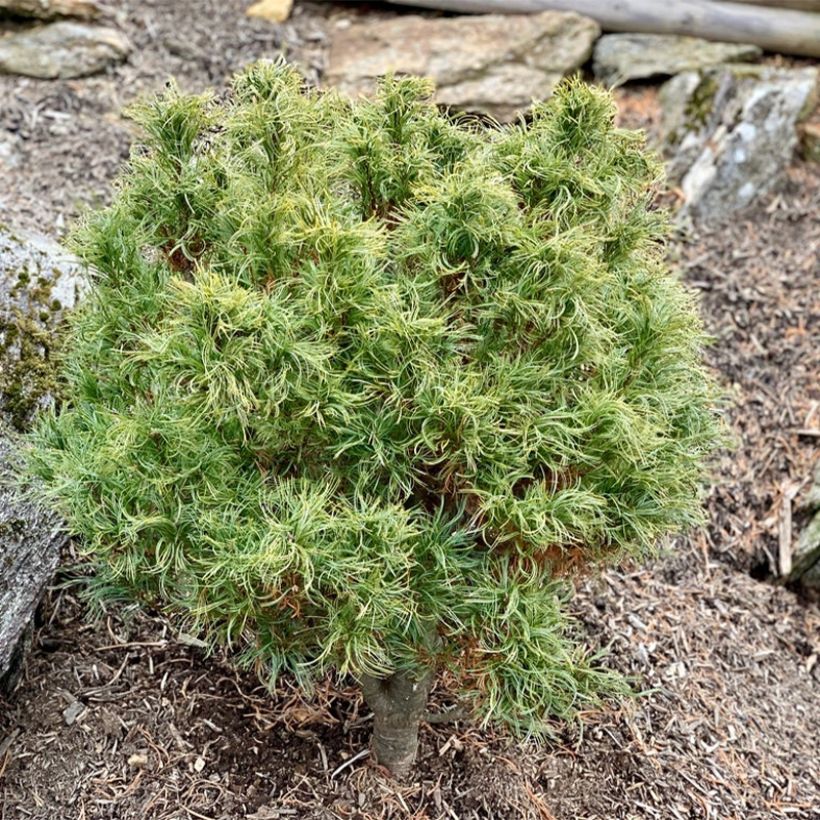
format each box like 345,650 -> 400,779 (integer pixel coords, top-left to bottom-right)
593,33 -> 760,87
0,226 -> 86,430
659,64 -> 818,221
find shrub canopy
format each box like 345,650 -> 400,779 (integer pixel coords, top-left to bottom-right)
26,62 -> 721,734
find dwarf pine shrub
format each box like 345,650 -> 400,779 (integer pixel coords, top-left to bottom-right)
25,62 -> 721,775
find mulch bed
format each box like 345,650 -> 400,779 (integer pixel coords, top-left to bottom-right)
2,538 -> 818,819
678,166 -> 820,583
1,2 -> 819,818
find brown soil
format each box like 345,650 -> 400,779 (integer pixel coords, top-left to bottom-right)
3,550 -> 819,820
1,2 -> 819,818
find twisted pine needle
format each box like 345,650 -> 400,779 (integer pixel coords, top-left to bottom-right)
23,62 -> 723,735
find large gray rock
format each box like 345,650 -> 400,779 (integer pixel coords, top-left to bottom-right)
326,11 -> 600,122
1,226 -> 87,428
0,228 -> 81,691
593,34 -> 760,86
0,0 -> 101,19
0,428 -> 65,694
1,225 -> 86,313
0,21 -> 131,79
659,64 -> 818,221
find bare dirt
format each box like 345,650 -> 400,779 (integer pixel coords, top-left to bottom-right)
1,2 -> 819,818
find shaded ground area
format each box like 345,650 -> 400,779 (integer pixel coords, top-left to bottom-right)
1,1 -> 819,818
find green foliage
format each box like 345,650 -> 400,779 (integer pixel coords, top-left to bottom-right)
25,62 -> 721,734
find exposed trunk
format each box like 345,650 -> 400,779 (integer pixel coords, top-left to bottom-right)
360,668 -> 434,778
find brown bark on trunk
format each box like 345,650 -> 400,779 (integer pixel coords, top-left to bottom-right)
360,669 -> 434,779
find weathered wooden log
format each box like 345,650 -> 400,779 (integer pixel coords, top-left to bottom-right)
385,0 -> 820,58
0,431 -> 65,695
725,0 -> 820,12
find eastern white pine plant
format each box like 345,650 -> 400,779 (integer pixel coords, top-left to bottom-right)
26,62 -> 721,776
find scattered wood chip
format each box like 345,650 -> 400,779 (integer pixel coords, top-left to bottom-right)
127,752 -> 149,768
62,700 -> 85,726
330,747 -> 369,779
779,479 -> 805,577
177,632 -> 208,649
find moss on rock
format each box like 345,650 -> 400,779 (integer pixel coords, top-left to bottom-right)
0,228 -> 84,430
